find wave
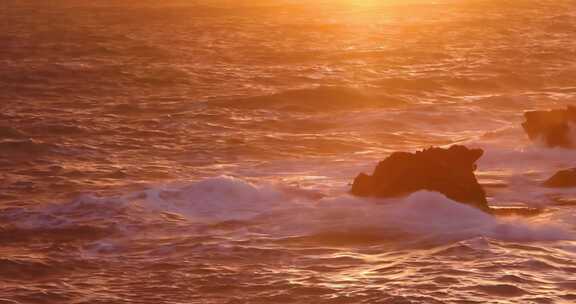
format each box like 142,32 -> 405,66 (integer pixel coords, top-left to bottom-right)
138,176 -> 292,222
4,177 -> 572,247
215,86 -> 407,112
0,139 -> 54,156
0,126 -> 28,139
0,257 -> 63,280
306,191 -> 572,244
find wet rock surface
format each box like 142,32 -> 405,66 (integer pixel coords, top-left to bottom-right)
522,106 -> 576,148
351,145 -> 489,212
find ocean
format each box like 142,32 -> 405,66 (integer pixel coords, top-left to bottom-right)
1,0 -> 575,303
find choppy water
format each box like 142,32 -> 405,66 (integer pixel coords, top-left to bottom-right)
1,0 -> 576,303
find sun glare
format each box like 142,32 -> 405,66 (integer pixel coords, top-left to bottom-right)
3,0 -> 574,303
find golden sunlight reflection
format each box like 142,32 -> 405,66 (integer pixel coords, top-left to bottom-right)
2,0 -> 575,303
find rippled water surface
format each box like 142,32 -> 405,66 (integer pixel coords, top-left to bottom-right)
1,0 -> 576,303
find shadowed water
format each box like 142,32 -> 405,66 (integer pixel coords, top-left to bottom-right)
1,0 -> 576,303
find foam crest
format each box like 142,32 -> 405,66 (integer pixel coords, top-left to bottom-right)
121,178 -> 576,242
379,191 -> 495,237
9,177 -> 572,244
303,191 -> 573,243
138,176 -> 294,222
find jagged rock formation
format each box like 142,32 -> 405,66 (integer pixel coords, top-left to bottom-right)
351,145 -> 490,212
522,106 -> 576,148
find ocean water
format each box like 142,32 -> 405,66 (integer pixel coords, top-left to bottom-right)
1,0 -> 576,303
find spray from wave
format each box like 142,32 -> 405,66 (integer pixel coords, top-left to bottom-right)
3,176 -> 572,248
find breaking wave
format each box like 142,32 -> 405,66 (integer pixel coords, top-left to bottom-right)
4,177 -> 572,247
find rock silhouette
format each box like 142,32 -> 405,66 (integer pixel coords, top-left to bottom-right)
543,168 -> 576,188
351,145 -> 489,212
522,106 -> 576,148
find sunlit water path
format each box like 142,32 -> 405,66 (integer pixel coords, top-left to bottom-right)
1,0 -> 575,303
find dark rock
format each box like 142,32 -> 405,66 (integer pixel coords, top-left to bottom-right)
543,168 -> 576,188
351,145 -> 489,212
522,106 -> 576,148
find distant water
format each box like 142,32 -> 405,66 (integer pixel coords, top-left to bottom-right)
1,0 -> 575,303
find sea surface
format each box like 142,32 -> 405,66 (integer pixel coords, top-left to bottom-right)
1,0 -> 576,303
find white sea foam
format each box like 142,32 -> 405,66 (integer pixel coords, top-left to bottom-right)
8,176 -> 572,244
309,191 -> 573,242
127,177 -> 575,243
137,176 -> 294,222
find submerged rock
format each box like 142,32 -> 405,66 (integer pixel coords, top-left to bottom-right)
351,145 -> 489,212
522,106 -> 576,148
543,168 -> 576,188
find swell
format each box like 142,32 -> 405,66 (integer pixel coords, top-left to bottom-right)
215,86 -> 407,112
0,139 -> 55,156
